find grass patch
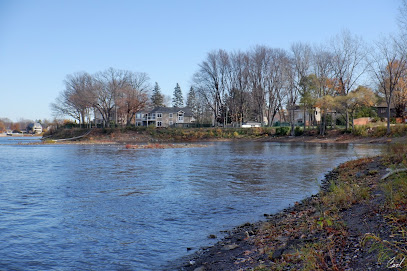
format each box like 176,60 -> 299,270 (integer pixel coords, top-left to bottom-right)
254,157 -> 377,270
382,172 -> 407,209
321,181 -> 370,210
360,147 -> 407,269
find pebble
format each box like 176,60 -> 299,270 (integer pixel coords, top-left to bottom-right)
222,244 -> 239,251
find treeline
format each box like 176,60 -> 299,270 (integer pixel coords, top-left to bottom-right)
191,29 -> 407,135
52,1 -> 407,135
0,118 -> 51,133
51,68 -> 151,127
51,68 -> 197,128
191,1 -> 407,135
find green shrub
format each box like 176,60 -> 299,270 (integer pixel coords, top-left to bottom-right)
373,126 -> 387,137
294,126 -> 303,136
275,126 -> 290,136
352,125 -> 369,137
391,124 -> 407,137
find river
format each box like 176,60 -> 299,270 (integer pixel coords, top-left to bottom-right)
0,137 -> 383,270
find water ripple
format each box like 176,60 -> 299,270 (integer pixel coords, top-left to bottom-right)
0,138 -> 383,270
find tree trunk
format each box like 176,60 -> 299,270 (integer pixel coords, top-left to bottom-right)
320,112 -> 326,135
291,108 -> 295,136
303,107 -> 306,131
387,104 -> 391,135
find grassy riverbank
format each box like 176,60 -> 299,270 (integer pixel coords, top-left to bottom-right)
175,144 -> 407,270
43,125 -> 407,144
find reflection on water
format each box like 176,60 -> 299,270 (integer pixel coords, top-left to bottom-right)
0,139 -> 382,270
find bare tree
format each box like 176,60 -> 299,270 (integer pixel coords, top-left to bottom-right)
330,30 -> 367,129
51,72 -> 94,127
116,72 -> 150,126
92,68 -> 130,127
369,36 -> 407,134
228,51 -> 250,125
398,0 -> 407,37
249,46 -> 272,125
266,48 -> 289,127
291,42 -> 312,133
312,45 -> 335,135
193,50 -> 230,126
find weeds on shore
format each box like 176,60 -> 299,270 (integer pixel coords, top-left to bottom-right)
361,171 -> 407,269
352,124 -> 407,137
254,158 -> 377,270
357,144 -> 407,270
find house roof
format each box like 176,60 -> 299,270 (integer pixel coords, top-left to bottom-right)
149,107 -> 194,116
376,102 -> 395,109
27,122 -> 42,129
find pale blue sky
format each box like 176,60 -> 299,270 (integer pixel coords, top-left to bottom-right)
0,0 -> 400,122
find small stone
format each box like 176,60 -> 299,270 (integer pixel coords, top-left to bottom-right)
208,234 -> 217,239
275,236 -> 289,243
193,266 -> 205,271
271,248 -> 284,259
222,243 -> 239,251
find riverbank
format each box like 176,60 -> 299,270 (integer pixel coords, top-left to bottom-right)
42,127 -> 406,145
0,133 -> 39,137
170,145 -> 407,270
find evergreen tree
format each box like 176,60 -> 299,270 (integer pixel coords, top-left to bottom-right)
187,86 -> 199,121
172,83 -> 184,107
151,82 -> 164,107
186,86 -> 197,110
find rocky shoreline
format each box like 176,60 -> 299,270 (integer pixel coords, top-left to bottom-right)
167,154 -> 406,270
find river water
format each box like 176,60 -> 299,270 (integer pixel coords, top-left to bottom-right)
0,137 -> 383,270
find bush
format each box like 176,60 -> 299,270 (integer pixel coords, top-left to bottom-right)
352,125 -> 369,137
372,126 -> 387,137
294,126 -> 303,136
391,124 -> 407,137
275,126 -> 290,136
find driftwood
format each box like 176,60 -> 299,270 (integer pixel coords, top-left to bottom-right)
42,129 -> 92,142
380,168 -> 407,180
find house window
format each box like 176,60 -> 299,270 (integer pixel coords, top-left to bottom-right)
157,113 -> 162,118
169,113 -> 173,118
178,112 -> 184,121
381,108 -> 386,114
157,121 -> 162,127
136,121 -> 142,126
169,121 -> 173,125
136,113 -> 141,119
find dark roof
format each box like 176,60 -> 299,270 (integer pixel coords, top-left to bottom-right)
27,122 -> 42,129
376,102 -> 395,109
150,107 -> 194,116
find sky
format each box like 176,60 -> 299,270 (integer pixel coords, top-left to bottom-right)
0,0 -> 401,122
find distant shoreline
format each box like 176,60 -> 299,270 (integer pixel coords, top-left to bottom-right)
39,127 -> 404,145
0,133 -> 40,137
